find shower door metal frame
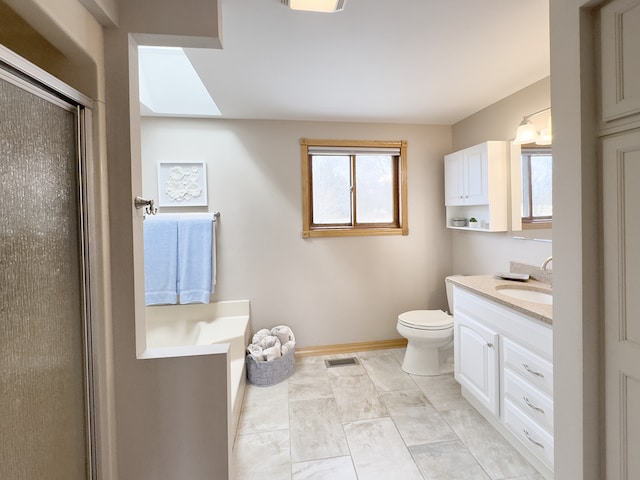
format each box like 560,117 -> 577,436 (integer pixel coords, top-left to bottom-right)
0,44 -> 98,480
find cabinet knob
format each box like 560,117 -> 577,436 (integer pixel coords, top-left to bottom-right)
487,342 -> 494,348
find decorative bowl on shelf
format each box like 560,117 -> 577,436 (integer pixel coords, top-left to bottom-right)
452,217 -> 466,227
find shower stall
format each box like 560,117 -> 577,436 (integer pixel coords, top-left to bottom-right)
0,47 -> 96,479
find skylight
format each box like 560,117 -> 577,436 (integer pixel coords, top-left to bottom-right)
138,46 -> 221,117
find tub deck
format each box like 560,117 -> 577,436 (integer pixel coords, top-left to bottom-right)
145,300 -> 251,444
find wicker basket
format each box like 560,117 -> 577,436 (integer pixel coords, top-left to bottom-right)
246,347 -> 295,386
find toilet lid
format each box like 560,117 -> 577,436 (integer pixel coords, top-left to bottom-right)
398,310 -> 453,330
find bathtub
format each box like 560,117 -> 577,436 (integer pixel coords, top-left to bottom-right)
145,299 -> 251,443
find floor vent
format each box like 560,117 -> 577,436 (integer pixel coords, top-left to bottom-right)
325,357 -> 359,368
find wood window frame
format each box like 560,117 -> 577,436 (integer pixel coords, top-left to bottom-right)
301,139 -> 408,238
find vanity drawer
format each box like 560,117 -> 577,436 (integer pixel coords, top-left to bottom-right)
503,337 -> 553,396
504,398 -> 554,469
503,368 -> 553,433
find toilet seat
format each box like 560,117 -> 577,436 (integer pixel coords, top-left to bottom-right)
398,310 -> 452,331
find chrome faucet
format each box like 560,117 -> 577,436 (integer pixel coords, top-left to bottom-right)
541,256 -> 553,271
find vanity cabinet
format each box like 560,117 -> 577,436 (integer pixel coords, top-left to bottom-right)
444,141 -> 508,231
453,286 -> 554,477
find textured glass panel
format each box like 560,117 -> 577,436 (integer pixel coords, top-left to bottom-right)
355,155 -> 394,223
0,77 -> 87,478
311,155 -> 351,224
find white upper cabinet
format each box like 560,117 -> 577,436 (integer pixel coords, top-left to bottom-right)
444,150 -> 465,206
444,141 -> 508,231
601,0 -> 640,124
444,143 -> 490,206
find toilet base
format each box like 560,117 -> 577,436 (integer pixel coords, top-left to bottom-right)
401,342 -> 443,376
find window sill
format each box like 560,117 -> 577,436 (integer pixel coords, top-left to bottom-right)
302,226 -> 408,238
522,221 -> 552,230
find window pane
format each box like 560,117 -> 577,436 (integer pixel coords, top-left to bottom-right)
355,155 -> 394,223
530,154 -> 553,217
311,155 -> 351,224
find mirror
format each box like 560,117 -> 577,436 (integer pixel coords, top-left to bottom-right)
510,143 -> 553,232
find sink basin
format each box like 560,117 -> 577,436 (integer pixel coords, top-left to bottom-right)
495,285 -> 553,305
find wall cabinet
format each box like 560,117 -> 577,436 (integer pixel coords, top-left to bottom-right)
453,287 -> 553,478
444,141 -> 508,231
601,0 -> 640,125
444,144 -> 488,206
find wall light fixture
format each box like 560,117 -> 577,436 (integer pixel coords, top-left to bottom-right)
514,107 -> 552,145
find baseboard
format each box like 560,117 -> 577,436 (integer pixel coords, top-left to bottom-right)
296,338 -> 408,358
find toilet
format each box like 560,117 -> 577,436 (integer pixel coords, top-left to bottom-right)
396,276 -> 458,376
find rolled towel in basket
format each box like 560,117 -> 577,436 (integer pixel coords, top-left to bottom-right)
256,335 -> 280,350
252,329 -> 271,344
263,345 -> 282,361
271,325 -> 294,345
247,344 -> 265,360
281,340 -> 296,356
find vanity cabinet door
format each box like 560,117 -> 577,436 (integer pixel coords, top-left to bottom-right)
454,312 -> 500,415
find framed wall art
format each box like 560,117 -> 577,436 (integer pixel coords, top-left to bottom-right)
157,161 -> 208,207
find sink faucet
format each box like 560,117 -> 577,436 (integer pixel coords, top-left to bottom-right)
541,256 -> 553,272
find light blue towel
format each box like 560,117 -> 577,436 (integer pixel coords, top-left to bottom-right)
177,218 -> 213,304
143,217 -> 179,305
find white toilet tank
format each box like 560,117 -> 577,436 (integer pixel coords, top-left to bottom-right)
445,275 -> 462,314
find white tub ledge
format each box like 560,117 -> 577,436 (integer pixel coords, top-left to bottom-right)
144,299 -> 251,445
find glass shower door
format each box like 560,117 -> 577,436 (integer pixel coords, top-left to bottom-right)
0,71 -> 91,478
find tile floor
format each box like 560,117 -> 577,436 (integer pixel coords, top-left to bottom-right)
232,348 -> 544,480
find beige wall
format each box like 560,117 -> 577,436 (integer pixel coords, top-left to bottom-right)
141,117 -> 453,347
450,77 -> 553,274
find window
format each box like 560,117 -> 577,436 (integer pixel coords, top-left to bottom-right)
521,145 -> 552,227
301,139 -> 408,238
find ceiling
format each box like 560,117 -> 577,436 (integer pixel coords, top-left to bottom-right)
171,0 -> 550,126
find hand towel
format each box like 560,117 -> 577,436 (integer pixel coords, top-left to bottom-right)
143,217 -> 179,305
177,217 -> 213,304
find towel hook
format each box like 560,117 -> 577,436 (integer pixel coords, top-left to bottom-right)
134,196 -> 157,215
